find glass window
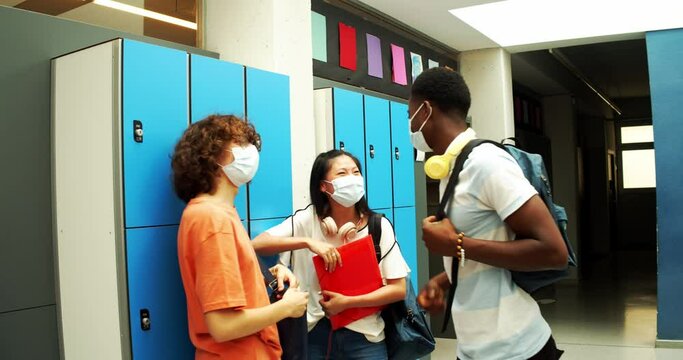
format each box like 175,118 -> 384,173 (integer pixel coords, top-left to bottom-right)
621,125 -> 654,144
622,149 -> 656,188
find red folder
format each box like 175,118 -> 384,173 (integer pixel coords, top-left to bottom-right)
313,235 -> 384,330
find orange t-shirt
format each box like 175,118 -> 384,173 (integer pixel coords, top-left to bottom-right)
177,197 -> 282,360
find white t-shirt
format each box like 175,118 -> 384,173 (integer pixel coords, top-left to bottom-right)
267,206 -> 410,342
441,132 -> 552,360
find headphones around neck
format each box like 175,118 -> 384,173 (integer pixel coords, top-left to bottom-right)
424,128 -> 476,180
320,213 -> 363,243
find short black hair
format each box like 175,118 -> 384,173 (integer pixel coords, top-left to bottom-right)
411,67 -> 471,118
309,149 -> 372,219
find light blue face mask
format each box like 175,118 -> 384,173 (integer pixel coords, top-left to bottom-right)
409,102 -> 434,153
325,175 -> 365,208
220,144 -> 259,187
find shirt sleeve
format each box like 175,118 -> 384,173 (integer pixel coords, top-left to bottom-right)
470,145 -> 537,220
267,206 -> 314,267
194,230 -> 247,313
378,218 -> 410,280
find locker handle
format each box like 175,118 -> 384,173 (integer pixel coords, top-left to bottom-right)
133,120 -> 143,143
369,144 -> 375,159
339,141 -> 345,151
140,308 -> 151,331
395,147 -> 400,160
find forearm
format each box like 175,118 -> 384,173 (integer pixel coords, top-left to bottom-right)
463,235 -> 566,271
205,302 -> 290,342
346,279 -> 406,308
251,233 -> 310,255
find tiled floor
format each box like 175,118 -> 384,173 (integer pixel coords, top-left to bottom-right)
429,251 -> 683,359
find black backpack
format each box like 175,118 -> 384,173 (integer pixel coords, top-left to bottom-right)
368,214 -> 435,360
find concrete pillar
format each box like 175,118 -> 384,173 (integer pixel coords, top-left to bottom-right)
459,48 -> 515,141
204,0 -> 315,209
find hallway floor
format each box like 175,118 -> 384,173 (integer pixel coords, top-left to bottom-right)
430,251 -> 683,359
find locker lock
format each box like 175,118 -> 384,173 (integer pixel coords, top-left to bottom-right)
369,145 -> 375,159
339,141 -> 345,151
133,120 -> 144,143
395,147 -> 400,160
140,308 -> 151,331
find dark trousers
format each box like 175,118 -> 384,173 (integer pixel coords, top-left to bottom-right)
457,335 -> 564,360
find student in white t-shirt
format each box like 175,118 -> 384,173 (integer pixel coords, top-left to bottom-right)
252,149 -> 410,360
408,67 -> 568,360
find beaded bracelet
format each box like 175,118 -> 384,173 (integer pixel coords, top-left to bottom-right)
455,232 -> 466,268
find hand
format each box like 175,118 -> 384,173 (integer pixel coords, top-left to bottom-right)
319,290 -> 349,317
416,275 -> 447,314
422,216 -> 460,256
269,264 -> 299,294
281,288 -> 308,318
308,239 -> 342,272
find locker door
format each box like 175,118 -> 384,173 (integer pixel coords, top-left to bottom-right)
333,88 -> 365,172
373,208 -> 394,226
190,55 -> 247,219
122,39 -> 188,228
390,102 -> 416,207
250,218 -> 287,268
364,96 -> 392,210
126,226 -> 194,359
393,207 -> 418,292
245,68 -> 292,220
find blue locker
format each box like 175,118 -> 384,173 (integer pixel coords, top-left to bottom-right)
393,207 -> 418,292
250,218 -> 287,268
122,39 -> 188,228
190,54 -> 247,219
364,96 -> 393,210
245,68 -> 292,220
390,102 -> 416,207
373,208 -> 394,226
126,226 -> 194,359
333,88 -> 366,172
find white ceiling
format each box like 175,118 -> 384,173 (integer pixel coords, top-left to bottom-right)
357,0 -> 653,118
356,0 -> 654,53
356,0 -> 500,51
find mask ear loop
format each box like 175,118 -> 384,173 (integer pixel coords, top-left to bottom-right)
417,102 -> 433,132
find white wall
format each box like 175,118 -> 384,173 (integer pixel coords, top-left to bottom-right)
204,0 -> 315,210
543,95 -> 580,277
459,48 -> 515,141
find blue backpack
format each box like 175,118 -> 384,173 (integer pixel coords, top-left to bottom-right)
368,214 -> 436,360
440,139 -> 577,332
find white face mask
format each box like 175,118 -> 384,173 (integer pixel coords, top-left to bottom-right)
325,175 -> 365,208
409,102 -> 434,153
220,144 -> 259,187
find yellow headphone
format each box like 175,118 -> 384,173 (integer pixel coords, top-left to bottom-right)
424,128 -> 476,179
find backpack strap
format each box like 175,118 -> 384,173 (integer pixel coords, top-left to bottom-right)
437,139 -> 489,220
369,213 -> 383,263
439,138 -> 502,332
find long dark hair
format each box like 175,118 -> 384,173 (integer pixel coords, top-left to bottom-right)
309,149 -> 372,219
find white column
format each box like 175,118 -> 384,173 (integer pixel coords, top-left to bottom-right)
204,0 -> 315,210
459,48 -> 515,141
